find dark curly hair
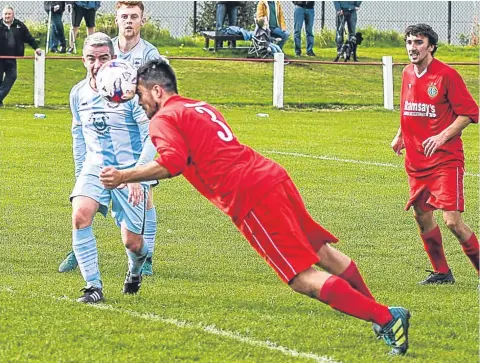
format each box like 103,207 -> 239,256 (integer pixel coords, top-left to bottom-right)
404,23 -> 439,56
137,59 -> 178,94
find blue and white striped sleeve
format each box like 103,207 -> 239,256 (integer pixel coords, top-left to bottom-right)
132,99 -> 157,166
70,87 -> 86,179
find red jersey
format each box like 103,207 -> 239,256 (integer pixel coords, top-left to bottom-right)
400,58 -> 479,177
149,95 -> 289,222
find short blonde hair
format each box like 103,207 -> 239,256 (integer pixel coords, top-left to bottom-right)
115,1 -> 144,14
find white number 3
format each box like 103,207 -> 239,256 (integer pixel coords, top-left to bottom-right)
185,102 -> 233,142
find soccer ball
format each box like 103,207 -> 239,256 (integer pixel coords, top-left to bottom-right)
96,59 -> 137,103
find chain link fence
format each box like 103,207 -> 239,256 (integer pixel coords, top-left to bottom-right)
0,1 -> 478,44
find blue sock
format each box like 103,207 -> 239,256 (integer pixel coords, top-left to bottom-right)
126,240 -> 148,275
145,207 -> 157,258
73,226 -> 101,289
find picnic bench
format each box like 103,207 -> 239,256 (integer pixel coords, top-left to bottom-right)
201,31 -> 245,52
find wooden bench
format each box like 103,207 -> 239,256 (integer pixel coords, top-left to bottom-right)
201,31 -> 245,52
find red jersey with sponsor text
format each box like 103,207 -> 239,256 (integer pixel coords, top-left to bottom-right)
400,58 -> 479,177
149,95 -> 289,222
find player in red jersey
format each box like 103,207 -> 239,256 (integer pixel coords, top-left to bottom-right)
391,24 -> 479,284
100,59 -> 411,355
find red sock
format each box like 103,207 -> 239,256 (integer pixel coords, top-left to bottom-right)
339,260 -> 375,300
318,276 -> 392,327
421,226 -> 449,273
460,233 -> 479,273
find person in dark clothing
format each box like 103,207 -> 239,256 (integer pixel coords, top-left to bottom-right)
0,6 -> 42,106
216,1 -> 241,30
67,1 -> 101,54
293,1 -> 315,57
215,1 -> 242,49
44,1 -> 67,53
333,1 -> 361,54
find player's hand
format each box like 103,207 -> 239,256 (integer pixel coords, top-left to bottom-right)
337,10 -> 343,16
35,48 -> 42,56
100,166 -> 123,189
422,134 -> 446,157
127,183 -> 144,207
391,135 -> 405,156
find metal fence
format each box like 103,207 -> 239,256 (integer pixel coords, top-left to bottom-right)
1,1 -> 478,45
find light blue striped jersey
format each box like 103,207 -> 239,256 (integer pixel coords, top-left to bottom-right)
112,37 -> 161,68
70,78 -> 155,178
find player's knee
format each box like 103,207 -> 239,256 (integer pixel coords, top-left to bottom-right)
289,276 -> 314,296
413,211 -> 433,230
443,215 -> 461,232
123,237 -> 143,253
289,269 -> 320,298
71,208 -> 93,229
413,212 -> 425,224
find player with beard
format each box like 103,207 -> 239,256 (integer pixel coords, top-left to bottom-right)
100,59 -> 412,356
391,24 -> 479,284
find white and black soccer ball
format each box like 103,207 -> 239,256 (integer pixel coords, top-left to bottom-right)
96,59 -> 137,103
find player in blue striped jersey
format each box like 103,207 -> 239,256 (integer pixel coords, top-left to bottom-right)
69,32 -> 156,303
59,1 -> 165,276
113,1 -> 168,275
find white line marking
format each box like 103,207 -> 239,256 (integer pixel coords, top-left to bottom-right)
262,150 -> 480,177
1,287 -> 340,362
56,296 -> 340,363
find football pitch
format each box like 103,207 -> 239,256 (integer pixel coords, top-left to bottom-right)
0,53 -> 479,362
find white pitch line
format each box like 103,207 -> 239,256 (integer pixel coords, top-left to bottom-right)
54,296 -> 340,363
2,287 -> 339,362
262,150 -> 480,177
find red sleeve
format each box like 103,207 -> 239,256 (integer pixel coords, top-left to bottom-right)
149,115 -> 189,177
446,68 -> 479,123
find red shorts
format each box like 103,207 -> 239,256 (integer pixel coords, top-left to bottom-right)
406,166 -> 465,212
235,178 -> 338,284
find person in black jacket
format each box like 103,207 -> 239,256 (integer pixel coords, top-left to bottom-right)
44,1 -> 67,53
0,6 -> 42,106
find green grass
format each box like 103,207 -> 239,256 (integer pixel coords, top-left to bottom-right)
0,46 -> 478,362
0,105 -> 478,363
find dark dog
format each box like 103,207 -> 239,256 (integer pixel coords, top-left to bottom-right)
334,32 -> 363,62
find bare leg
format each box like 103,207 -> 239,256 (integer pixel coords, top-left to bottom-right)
443,210 -> 479,272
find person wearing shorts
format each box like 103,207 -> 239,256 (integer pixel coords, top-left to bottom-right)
391,24 -> 479,284
99,59 -> 412,356
68,32 -> 156,303
67,1 -> 101,53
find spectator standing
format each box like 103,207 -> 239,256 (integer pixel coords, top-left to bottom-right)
216,1 -> 241,30
333,1 -> 361,55
215,1 -> 242,49
257,1 -> 289,49
293,1 -> 315,57
67,1 -> 101,54
0,6 -> 42,107
44,1 -> 67,53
